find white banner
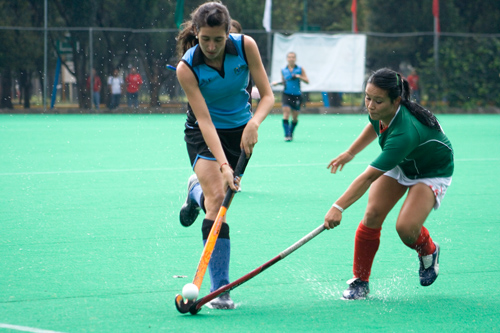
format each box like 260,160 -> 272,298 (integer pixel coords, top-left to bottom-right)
270,33 -> 366,93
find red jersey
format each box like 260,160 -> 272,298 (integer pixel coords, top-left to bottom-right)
126,73 -> 143,93
407,74 -> 419,91
86,76 -> 102,92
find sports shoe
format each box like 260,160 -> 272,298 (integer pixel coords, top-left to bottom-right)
341,278 -> 369,300
284,136 -> 293,142
419,242 -> 440,286
206,293 -> 235,310
179,174 -> 201,227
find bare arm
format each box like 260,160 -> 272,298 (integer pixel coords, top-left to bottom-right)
296,68 -> 309,84
324,166 -> 384,229
176,61 -> 237,190
271,75 -> 284,86
243,35 -> 274,156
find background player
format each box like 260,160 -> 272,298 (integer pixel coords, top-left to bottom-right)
274,52 -> 309,141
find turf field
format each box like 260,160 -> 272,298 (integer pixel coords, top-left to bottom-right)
0,113 -> 499,332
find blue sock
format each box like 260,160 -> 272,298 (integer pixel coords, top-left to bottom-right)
291,121 -> 298,135
203,238 -> 230,292
189,182 -> 203,208
283,119 -> 290,137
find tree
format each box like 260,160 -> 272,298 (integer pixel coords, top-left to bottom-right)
0,0 -> 44,108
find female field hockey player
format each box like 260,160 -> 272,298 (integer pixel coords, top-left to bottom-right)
176,1 -> 274,309
273,52 -> 309,141
324,68 -> 454,300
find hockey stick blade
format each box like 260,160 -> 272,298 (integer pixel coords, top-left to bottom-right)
175,294 -> 196,314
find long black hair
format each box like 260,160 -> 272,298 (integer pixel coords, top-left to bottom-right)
176,1 -> 232,59
367,68 -> 441,131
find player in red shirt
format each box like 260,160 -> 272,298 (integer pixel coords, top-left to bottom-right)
86,68 -> 102,109
407,69 -> 420,103
125,67 -> 143,108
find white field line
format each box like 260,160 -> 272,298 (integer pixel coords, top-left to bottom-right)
0,157 -> 498,177
0,323 -> 66,333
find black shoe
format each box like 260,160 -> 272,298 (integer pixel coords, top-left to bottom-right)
419,242 -> 440,286
179,174 -> 200,227
206,293 -> 235,310
341,278 -> 369,300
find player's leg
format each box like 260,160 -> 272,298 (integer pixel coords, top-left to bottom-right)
179,136 -> 208,227
290,109 -> 299,138
134,93 -> 139,108
194,158 -> 226,221
198,127 -> 245,309
282,105 -> 292,141
396,183 -> 439,286
343,175 -> 407,300
194,158 -> 234,309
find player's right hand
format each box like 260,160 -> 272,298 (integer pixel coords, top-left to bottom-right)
324,206 -> 342,230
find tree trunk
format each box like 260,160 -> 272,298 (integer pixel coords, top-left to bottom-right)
1,70 -> 14,109
149,66 -> 162,107
19,69 -> 32,108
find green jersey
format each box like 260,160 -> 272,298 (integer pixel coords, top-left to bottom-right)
369,106 -> 454,179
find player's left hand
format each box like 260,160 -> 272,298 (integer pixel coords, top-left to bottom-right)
241,121 -> 259,157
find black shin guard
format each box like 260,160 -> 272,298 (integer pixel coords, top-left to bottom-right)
202,219 -> 230,240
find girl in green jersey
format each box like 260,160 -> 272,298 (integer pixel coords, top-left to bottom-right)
324,68 -> 454,300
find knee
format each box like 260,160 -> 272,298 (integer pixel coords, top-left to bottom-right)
204,190 -> 225,214
362,208 -> 385,229
396,223 -> 420,244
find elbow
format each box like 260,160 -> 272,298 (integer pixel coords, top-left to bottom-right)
362,167 -> 384,183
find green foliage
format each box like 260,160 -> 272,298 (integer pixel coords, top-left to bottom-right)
421,37 -> 500,107
365,0 -> 500,107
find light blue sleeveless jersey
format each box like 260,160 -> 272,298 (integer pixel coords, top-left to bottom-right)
181,34 -> 252,129
282,65 -> 302,96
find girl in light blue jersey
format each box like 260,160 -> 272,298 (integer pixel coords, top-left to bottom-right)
175,1 -> 274,310
324,68 -> 454,300
278,52 -> 309,141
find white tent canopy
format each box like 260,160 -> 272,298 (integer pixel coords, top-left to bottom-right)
270,33 -> 367,93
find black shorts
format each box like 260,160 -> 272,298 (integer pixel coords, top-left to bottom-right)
184,124 -> 245,169
282,93 -> 302,111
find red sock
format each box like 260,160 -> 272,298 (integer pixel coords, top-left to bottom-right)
404,226 -> 436,256
353,222 -> 381,282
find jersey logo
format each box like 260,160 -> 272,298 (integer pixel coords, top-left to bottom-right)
234,64 -> 246,75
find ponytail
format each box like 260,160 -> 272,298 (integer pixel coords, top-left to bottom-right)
176,22 -> 198,59
367,68 -> 441,131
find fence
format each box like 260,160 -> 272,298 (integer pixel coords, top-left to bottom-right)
1,26 -> 499,110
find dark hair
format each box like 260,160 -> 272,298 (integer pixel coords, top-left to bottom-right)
176,1 -> 231,58
367,68 -> 441,131
230,19 -> 242,33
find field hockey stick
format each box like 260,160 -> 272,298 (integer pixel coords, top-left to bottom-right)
175,149 -> 251,311
271,75 -> 300,86
176,223 -> 326,314
166,64 -> 176,71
